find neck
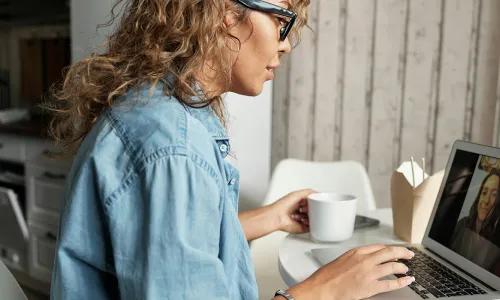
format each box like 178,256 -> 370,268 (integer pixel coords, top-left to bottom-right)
475,218 -> 483,233
194,62 -> 228,98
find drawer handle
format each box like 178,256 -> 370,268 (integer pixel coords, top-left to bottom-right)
42,172 -> 66,181
45,232 -> 57,241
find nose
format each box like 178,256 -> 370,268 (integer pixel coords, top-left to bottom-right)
279,37 -> 292,54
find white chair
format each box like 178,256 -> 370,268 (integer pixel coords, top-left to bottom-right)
251,158 -> 376,299
0,260 -> 28,300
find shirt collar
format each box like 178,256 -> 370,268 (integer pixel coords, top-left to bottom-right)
164,75 -> 229,142
184,103 -> 229,142
183,86 -> 231,158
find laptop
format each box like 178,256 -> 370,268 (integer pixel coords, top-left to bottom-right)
313,140 -> 500,299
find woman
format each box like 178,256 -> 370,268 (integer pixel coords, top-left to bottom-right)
451,171 -> 500,271
47,0 -> 415,299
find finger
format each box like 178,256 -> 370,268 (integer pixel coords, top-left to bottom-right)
285,191 -> 312,211
372,262 -> 408,280
368,246 -> 415,265
374,276 -> 415,295
298,205 -> 308,213
336,244 -> 386,261
350,244 -> 387,255
298,222 -> 309,233
291,213 -> 308,221
292,189 -> 316,198
288,221 -> 309,233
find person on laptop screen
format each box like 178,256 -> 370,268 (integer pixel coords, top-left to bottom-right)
451,170 -> 500,271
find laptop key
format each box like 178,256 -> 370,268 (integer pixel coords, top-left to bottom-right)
446,292 -> 460,297
404,249 -> 485,298
427,288 -> 446,298
429,279 -> 439,286
464,288 -> 480,295
422,283 -> 433,290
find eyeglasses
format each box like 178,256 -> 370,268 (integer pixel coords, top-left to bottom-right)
235,0 -> 297,42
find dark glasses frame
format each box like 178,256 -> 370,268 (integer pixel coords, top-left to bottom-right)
235,0 -> 297,41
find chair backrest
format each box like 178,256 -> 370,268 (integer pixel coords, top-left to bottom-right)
0,260 -> 28,300
264,159 -> 376,213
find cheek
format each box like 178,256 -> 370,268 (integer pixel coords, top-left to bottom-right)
246,20 -> 279,63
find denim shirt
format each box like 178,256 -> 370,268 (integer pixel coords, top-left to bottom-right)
50,83 -> 258,300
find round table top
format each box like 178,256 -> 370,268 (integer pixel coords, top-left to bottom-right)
278,208 -> 405,287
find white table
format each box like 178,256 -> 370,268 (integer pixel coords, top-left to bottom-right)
278,208 -> 405,287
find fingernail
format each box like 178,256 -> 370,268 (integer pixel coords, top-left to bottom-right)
299,207 -> 304,213
406,276 -> 415,284
409,251 -> 415,258
405,266 -> 409,273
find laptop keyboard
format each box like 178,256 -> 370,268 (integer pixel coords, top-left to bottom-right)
395,247 -> 487,299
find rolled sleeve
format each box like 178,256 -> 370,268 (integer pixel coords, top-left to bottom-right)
107,154 -> 229,299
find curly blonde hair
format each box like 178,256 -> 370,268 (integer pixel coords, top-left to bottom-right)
46,0 -> 310,154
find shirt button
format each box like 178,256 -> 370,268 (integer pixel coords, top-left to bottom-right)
219,144 -> 228,153
229,178 -> 236,185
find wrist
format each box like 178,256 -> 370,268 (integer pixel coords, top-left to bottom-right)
267,202 -> 284,232
284,282 -> 312,300
274,289 -> 294,300
286,276 -> 334,300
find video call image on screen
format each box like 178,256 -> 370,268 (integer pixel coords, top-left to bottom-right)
429,150 -> 500,278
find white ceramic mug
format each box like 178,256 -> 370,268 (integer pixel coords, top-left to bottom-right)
307,192 -> 358,242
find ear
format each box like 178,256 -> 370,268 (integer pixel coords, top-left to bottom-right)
223,10 -> 238,28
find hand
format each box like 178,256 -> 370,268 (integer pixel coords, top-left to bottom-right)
270,189 -> 316,234
287,244 -> 416,300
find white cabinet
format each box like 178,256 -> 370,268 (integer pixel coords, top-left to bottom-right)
0,134 -> 50,163
0,135 -> 24,162
27,222 -> 58,283
0,136 -> 72,294
25,152 -> 72,283
26,155 -> 71,227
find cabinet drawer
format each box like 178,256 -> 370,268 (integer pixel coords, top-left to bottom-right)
33,173 -> 66,212
0,135 -> 23,162
27,164 -> 68,227
28,222 -> 57,283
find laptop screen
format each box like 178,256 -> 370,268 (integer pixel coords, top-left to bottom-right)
428,149 -> 500,278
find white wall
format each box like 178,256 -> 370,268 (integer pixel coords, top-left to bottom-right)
70,0 -> 117,62
273,0 -> 500,208
70,0 -> 272,211
225,83 -> 272,212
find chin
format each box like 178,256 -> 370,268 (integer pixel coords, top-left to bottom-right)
246,88 -> 263,97
232,82 -> 264,97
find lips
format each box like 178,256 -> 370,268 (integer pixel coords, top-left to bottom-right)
266,65 -> 280,71
265,65 -> 279,80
